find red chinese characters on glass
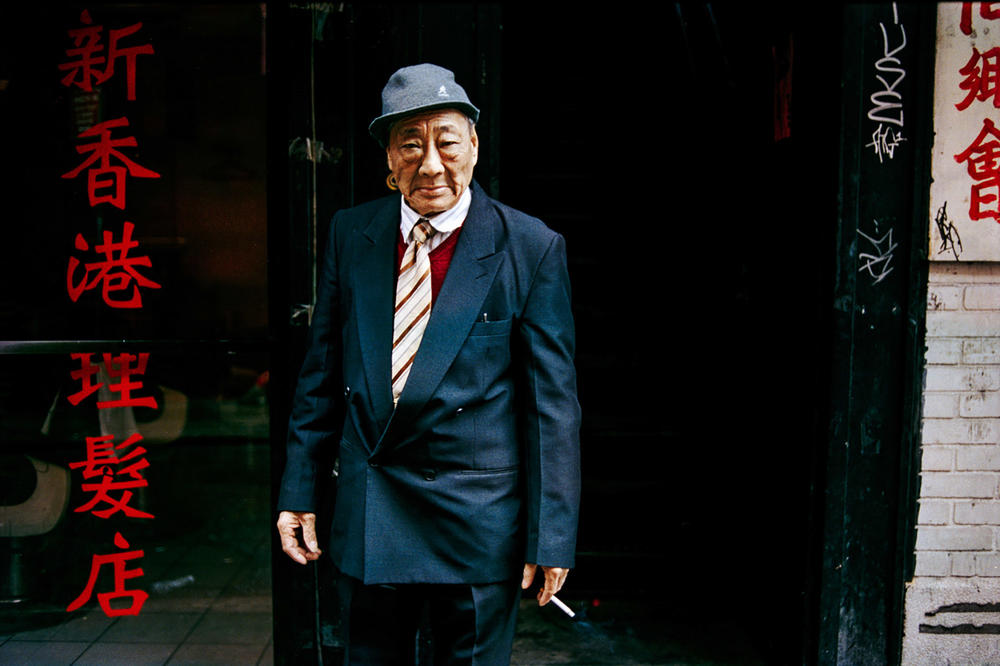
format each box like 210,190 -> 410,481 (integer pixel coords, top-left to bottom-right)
62,117 -> 161,210
67,222 -> 162,309
70,433 -> 154,519
66,532 -> 148,616
58,9 -> 154,101
67,352 -> 159,409
60,7 -> 160,620
955,117 -> 1000,222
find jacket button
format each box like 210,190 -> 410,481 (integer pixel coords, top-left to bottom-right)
344,386 -> 351,397
423,470 -> 436,481
368,461 -> 379,468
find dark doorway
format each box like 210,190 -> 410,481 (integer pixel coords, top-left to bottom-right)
497,5 -> 837,664
269,4 -> 840,664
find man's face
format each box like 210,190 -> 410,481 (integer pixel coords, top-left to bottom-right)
386,109 -> 478,216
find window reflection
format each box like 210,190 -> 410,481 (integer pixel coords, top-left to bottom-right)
0,349 -> 272,662
0,4 -> 268,342
0,3 -> 272,660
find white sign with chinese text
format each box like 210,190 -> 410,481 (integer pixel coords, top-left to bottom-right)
930,2 -> 1000,261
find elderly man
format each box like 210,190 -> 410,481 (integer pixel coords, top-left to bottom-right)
276,63 -> 581,665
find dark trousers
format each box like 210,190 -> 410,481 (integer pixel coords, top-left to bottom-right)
337,575 -> 521,666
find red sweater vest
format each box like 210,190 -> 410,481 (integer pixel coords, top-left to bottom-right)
396,226 -> 463,302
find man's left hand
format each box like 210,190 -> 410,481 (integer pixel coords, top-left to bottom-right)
521,563 -> 569,606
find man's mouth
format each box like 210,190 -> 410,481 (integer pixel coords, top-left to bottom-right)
415,185 -> 450,195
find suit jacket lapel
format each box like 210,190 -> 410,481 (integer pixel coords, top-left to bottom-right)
354,196 -> 400,438
377,185 -> 503,452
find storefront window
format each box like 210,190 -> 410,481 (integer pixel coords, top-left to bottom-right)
0,5 -> 272,663
0,4 -> 268,342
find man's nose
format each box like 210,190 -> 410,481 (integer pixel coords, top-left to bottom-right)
418,143 -> 444,177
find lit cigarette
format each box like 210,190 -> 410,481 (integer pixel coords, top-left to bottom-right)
550,594 -> 576,618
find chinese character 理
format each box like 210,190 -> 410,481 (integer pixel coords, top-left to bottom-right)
67,352 -> 159,410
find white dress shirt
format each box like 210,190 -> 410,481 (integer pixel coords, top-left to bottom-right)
399,187 -> 471,252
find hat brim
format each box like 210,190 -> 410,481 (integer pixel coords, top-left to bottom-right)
369,101 -> 480,146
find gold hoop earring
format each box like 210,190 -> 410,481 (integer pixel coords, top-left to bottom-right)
386,173 -> 398,190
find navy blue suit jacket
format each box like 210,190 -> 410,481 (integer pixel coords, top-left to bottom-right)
277,182 -> 581,585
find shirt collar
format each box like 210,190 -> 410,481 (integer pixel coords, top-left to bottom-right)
399,186 -> 472,242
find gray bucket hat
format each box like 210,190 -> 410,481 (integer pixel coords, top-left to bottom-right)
369,64 -> 480,145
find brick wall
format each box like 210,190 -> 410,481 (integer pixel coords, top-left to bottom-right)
903,263 -> 1000,662
916,263 -> 1000,577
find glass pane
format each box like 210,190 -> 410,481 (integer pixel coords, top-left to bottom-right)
0,4 -> 267,342
0,3 -> 273,662
0,348 -> 272,663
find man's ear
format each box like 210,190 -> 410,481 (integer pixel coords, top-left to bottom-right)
470,126 -> 479,167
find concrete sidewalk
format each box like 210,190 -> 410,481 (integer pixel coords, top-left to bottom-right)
512,597 -> 771,666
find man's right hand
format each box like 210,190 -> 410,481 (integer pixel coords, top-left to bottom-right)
277,511 -> 322,565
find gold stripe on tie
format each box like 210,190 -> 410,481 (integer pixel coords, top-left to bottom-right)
391,220 -> 435,405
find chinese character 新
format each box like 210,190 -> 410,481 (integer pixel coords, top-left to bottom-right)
66,532 -> 148,616
954,117 -> 1000,222
70,433 -> 154,519
68,351 -> 159,409
67,221 -> 162,309
58,9 -> 154,101
62,117 -> 160,210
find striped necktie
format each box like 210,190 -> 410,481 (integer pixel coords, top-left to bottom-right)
392,219 -> 436,405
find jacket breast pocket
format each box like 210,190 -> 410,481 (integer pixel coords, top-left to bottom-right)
468,317 -> 512,337
445,318 -> 513,401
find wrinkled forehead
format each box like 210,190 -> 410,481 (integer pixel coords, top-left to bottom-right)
389,109 -> 474,141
